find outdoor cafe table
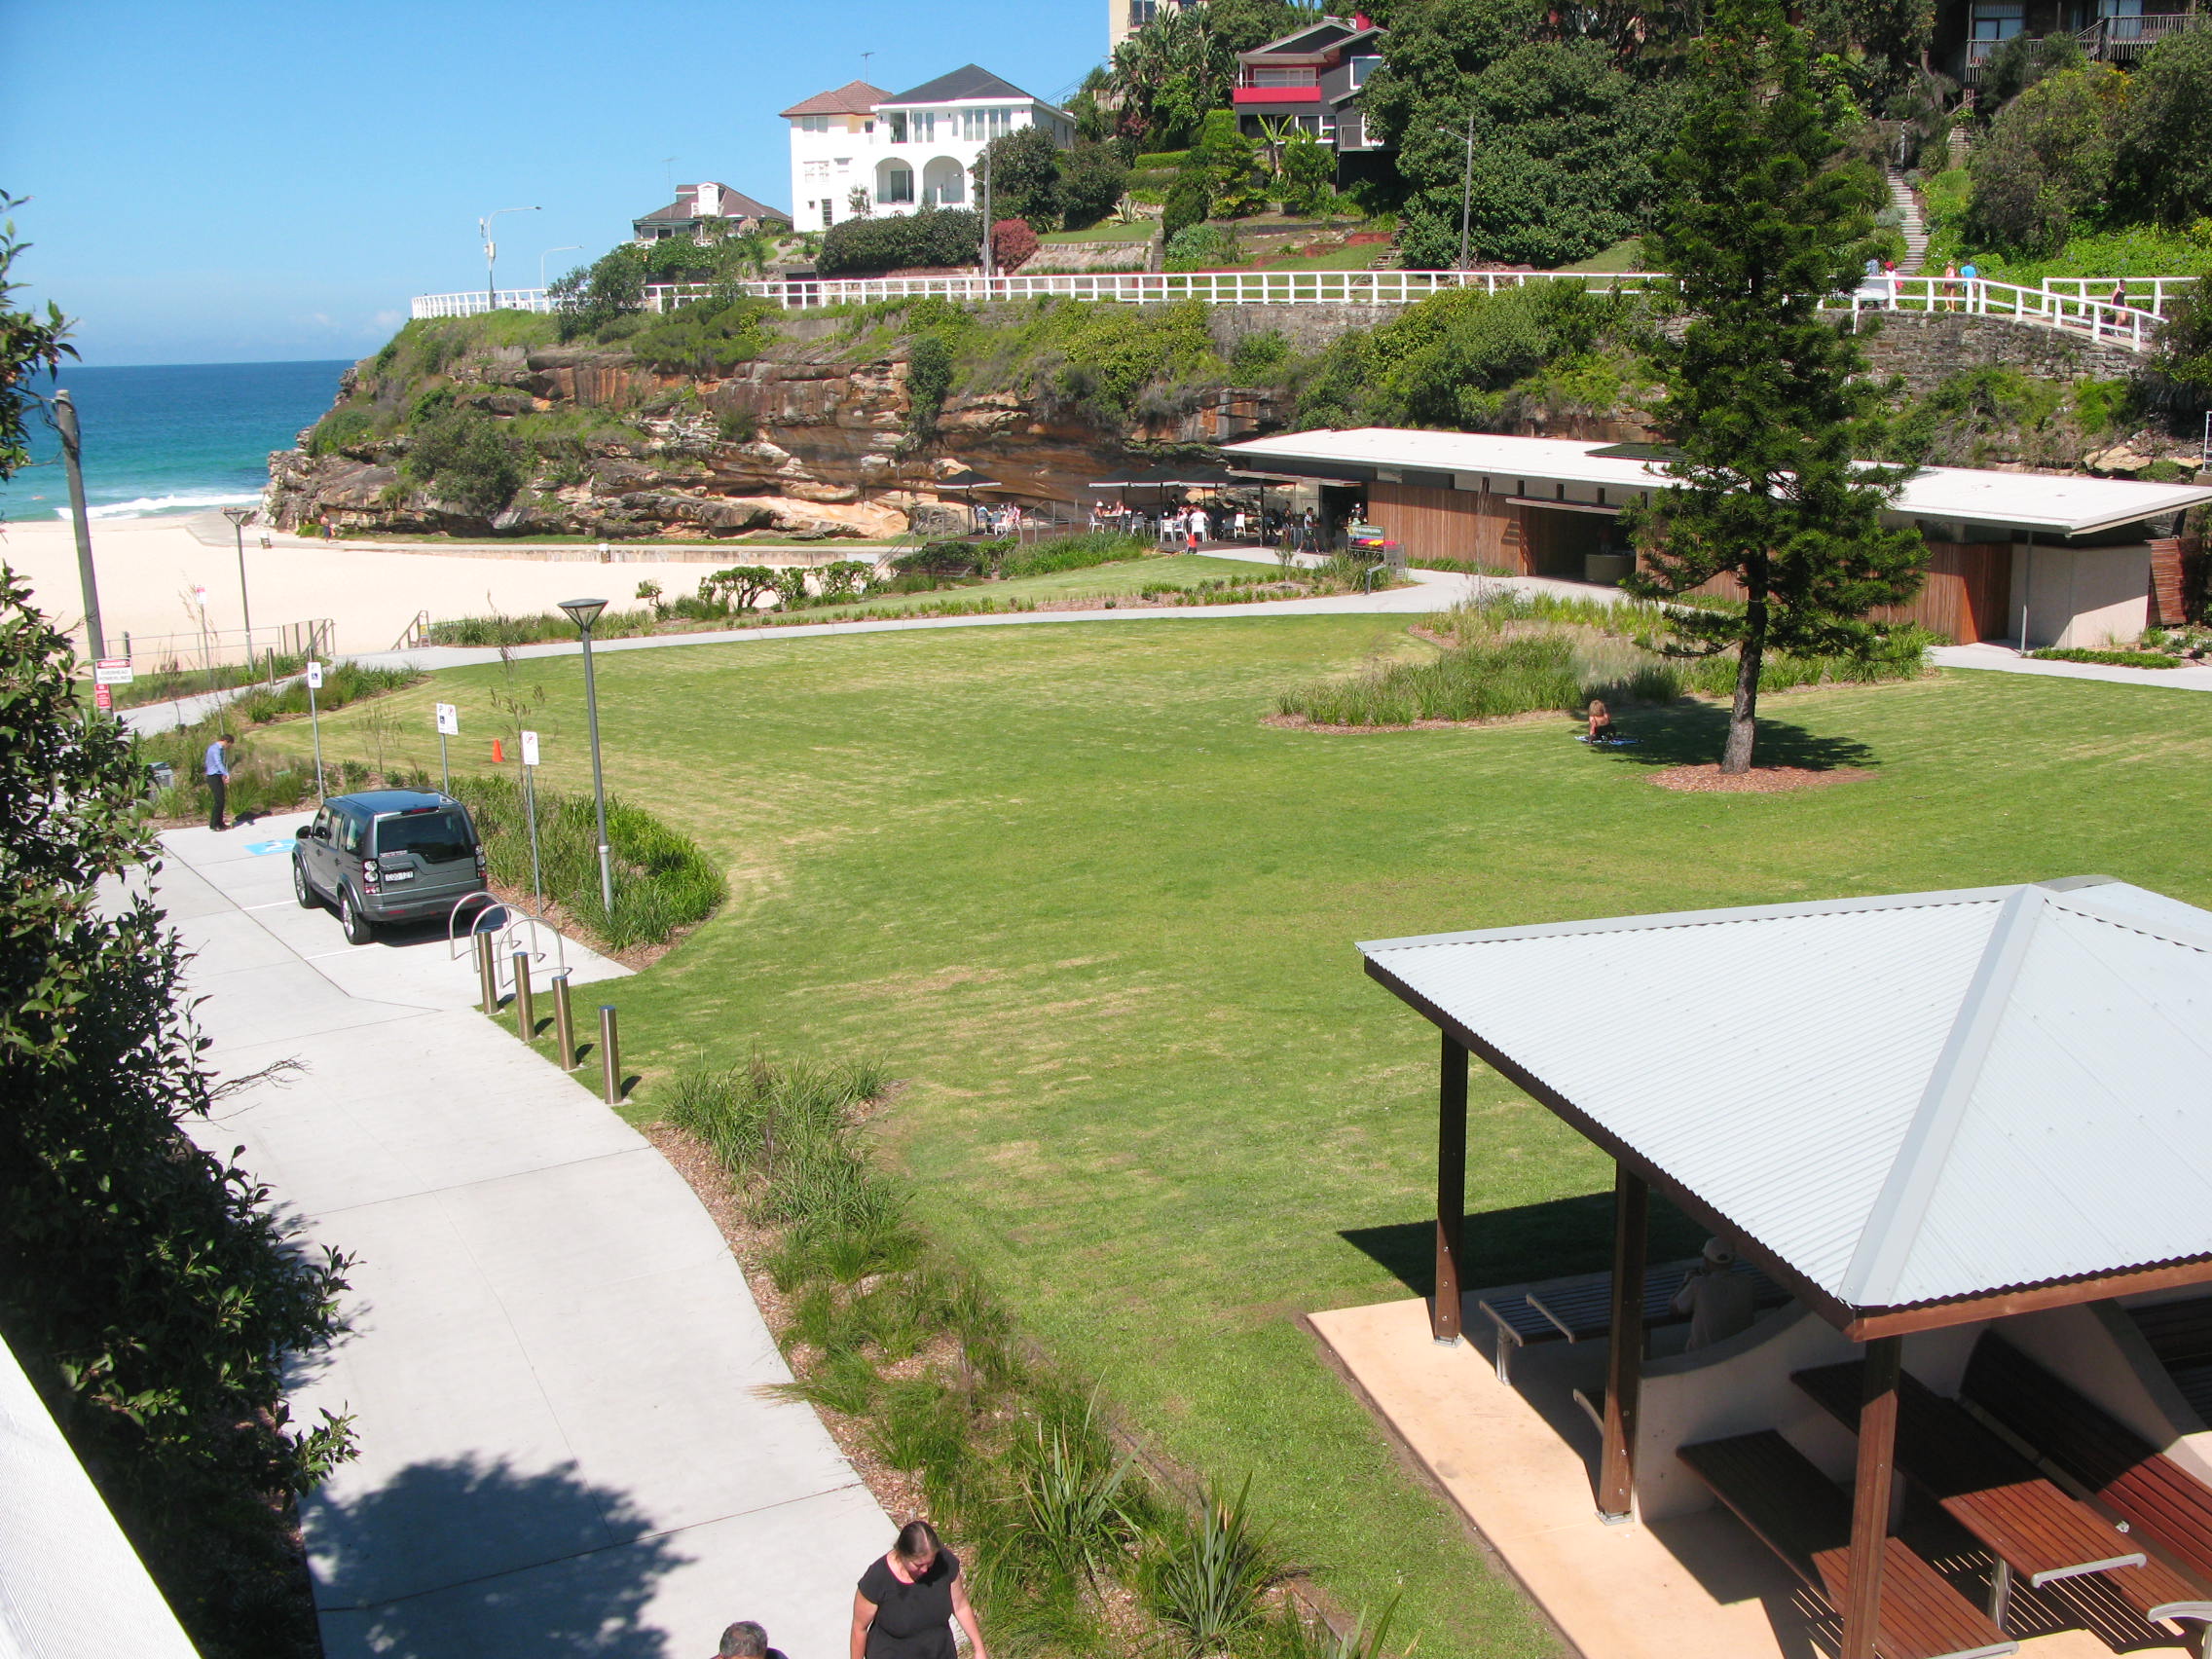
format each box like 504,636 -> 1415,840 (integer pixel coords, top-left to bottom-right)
1794,1361 -> 2147,1620
1523,1257 -> 1786,1344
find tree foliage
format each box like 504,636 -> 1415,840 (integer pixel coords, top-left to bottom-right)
1966,64 -> 2124,255
1,224 -> 356,1644
1975,29 -> 2086,112
1107,3 -> 1244,147
1060,141 -> 1131,228
1366,0 -> 1678,268
550,243 -> 648,340
1622,0 -> 1926,774
817,207 -> 984,276
406,410 -> 526,517
2152,265 -> 2212,398
0,192 -> 73,484
978,127 -> 1065,232
2114,22 -> 2212,228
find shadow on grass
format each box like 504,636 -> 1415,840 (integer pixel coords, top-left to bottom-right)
310,1454 -> 687,1656
1602,700 -> 1878,774
1343,1193 -> 1709,1300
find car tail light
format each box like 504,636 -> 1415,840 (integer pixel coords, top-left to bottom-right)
475,846 -> 488,875
362,859 -> 381,886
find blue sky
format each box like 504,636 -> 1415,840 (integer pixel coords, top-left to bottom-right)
2,0 -> 1100,366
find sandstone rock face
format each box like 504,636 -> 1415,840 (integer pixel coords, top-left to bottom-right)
266,320 -> 1301,541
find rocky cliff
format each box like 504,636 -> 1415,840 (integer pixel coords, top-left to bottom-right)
266,312 -> 1296,542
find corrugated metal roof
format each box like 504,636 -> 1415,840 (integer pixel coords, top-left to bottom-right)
0,1326 -> 201,1657
1360,878 -> 2212,1313
1224,427 -> 2212,537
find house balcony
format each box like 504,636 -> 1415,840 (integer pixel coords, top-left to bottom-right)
1235,66 -> 1323,104
2078,12 -> 2194,56
1234,84 -> 1322,102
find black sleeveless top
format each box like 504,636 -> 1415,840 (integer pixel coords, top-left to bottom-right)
858,1550 -> 959,1659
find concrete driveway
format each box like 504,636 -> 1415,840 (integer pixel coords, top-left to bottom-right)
149,815 -> 888,1659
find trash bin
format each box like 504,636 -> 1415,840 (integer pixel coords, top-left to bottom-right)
147,761 -> 175,795
1584,552 -> 1634,586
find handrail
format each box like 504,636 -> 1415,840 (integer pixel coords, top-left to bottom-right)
408,271 -> 2194,351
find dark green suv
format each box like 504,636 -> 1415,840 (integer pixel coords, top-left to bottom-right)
294,790 -> 489,943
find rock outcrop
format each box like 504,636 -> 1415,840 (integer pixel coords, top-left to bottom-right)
266,320 -> 1296,541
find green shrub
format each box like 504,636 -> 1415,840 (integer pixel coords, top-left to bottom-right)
998,532 -> 1154,578
1143,1476 -> 1274,1655
308,401 -> 379,456
624,292 -> 775,374
1061,141 -> 1130,229
446,771 -> 725,949
818,207 -> 983,276
1965,65 -> 2125,256
1163,172 -> 1211,240
905,333 -> 955,443
2029,645 -> 2184,667
1229,330 -> 1292,382
1164,222 -> 1238,271
405,410 -> 525,517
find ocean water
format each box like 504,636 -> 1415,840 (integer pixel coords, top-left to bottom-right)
8,359 -> 351,522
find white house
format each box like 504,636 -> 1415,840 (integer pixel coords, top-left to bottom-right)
782,64 -> 1074,232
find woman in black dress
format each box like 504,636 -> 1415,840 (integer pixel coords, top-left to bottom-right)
850,1521 -> 988,1659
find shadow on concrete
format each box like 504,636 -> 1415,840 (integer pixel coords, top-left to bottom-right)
312,1455 -> 686,1657
1341,1192 -> 1710,1301
1599,700 -> 1879,774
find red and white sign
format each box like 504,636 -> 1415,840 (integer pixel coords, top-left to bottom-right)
93,657 -> 134,685
93,683 -> 113,712
520,730 -> 540,767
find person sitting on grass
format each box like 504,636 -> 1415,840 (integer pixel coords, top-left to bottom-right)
1586,699 -> 1616,744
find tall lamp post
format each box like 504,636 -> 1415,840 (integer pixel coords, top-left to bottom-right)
557,597 -> 616,916
222,505 -> 256,668
539,244 -> 581,296
1436,114 -> 1476,272
478,205 -> 542,312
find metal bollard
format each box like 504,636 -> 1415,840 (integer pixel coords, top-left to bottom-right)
599,1004 -> 621,1105
552,970 -> 577,1070
511,950 -> 535,1041
475,931 -> 499,1014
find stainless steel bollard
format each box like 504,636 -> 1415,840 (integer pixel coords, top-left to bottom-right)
599,1004 -> 621,1105
512,951 -> 535,1041
475,931 -> 499,1014
552,971 -> 577,1070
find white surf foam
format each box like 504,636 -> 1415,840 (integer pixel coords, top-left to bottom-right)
55,491 -> 264,522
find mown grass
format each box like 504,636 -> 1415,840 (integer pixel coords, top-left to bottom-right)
249,618 -> 2212,1658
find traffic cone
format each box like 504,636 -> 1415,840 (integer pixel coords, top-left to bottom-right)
493,739 -> 504,762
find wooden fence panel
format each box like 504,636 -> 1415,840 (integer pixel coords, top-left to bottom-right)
1368,483 -> 1530,574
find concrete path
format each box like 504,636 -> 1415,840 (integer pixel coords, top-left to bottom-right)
146,815 -> 888,1659
1929,640 -> 2212,692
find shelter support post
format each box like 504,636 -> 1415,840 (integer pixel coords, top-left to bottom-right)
1433,1033 -> 1467,1344
1842,1335 -> 1903,1659
1597,1163 -> 1647,1522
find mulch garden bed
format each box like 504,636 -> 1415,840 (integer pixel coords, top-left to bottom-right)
1647,763 -> 1873,793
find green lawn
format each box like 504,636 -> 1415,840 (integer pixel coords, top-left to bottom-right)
1039,221 -> 1160,244
267,621 -> 2212,1657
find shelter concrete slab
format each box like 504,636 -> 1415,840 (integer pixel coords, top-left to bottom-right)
1309,1297 -> 2118,1659
153,825 -> 887,1659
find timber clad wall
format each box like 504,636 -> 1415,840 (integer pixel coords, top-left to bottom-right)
2149,536 -> 2203,626
1892,542 -> 2012,645
1369,482 -> 1528,573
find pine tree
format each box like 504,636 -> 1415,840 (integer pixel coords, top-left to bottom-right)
1621,0 -> 1928,774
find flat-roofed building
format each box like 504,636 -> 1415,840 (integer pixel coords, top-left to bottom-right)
1224,425 -> 2212,647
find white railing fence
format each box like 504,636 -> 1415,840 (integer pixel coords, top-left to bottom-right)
408,271 -> 2197,351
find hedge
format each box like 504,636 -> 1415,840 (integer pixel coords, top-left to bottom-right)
818,208 -> 984,276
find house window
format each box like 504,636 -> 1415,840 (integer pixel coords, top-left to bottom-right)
834,156 -> 851,172
1338,109 -> 1366,148
1348,54 -> 1382,87
822,201 -> 833,228
882,165 -> 915,203
1128,0 -> 1157,25
888,111 -> 908,142
803,160 -> 830,182
1971,1 -> 2023,42
961,106 -> 1015,141
798,114 -> 830,132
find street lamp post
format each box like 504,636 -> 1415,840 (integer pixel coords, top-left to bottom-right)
478,205 -> 542,312
557,597 -> 616,916
222,505 -> 256,667
1436,115 -> 1476,272
539,244 -> 581,296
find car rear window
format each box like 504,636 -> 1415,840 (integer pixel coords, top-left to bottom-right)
373,809 -> 474,864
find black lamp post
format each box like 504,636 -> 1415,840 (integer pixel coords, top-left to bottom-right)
222,505 -> 256,669
558,597 -> 615,915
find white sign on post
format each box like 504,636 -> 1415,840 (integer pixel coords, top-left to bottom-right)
306,660 -> 324,689
435,702 -> 460,736
520,730 -> 540,767
93,657 -> 134,685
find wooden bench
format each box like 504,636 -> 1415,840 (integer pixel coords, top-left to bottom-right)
1679,1430 -> 2017,1659
1794,1361 -> 2144,1625
1962,1334 -> 2212,1651
2130,1297 -> 2212,1425
1476,1257 -> 1790,1383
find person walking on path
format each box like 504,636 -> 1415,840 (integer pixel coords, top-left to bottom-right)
203,733 -> 233,831
850,1521 -> 987,1659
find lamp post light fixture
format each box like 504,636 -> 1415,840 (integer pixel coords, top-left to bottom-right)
478,205 -> 542,312
557,596 -> 616,916
539,244 -> 582,294
1435,115 -> 1476,272
221,505 -> 257,666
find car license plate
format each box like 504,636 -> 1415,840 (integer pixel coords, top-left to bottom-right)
382,868 -> 416,882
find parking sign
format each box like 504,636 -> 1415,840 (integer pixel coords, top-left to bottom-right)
306,660 -> 323,689
435,702 -> 459,736
520,730 -> 540,767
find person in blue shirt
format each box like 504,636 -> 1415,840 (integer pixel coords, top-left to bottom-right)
203,734 -> 232,831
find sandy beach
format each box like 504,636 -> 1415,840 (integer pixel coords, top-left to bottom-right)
0,512 -> 878,657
